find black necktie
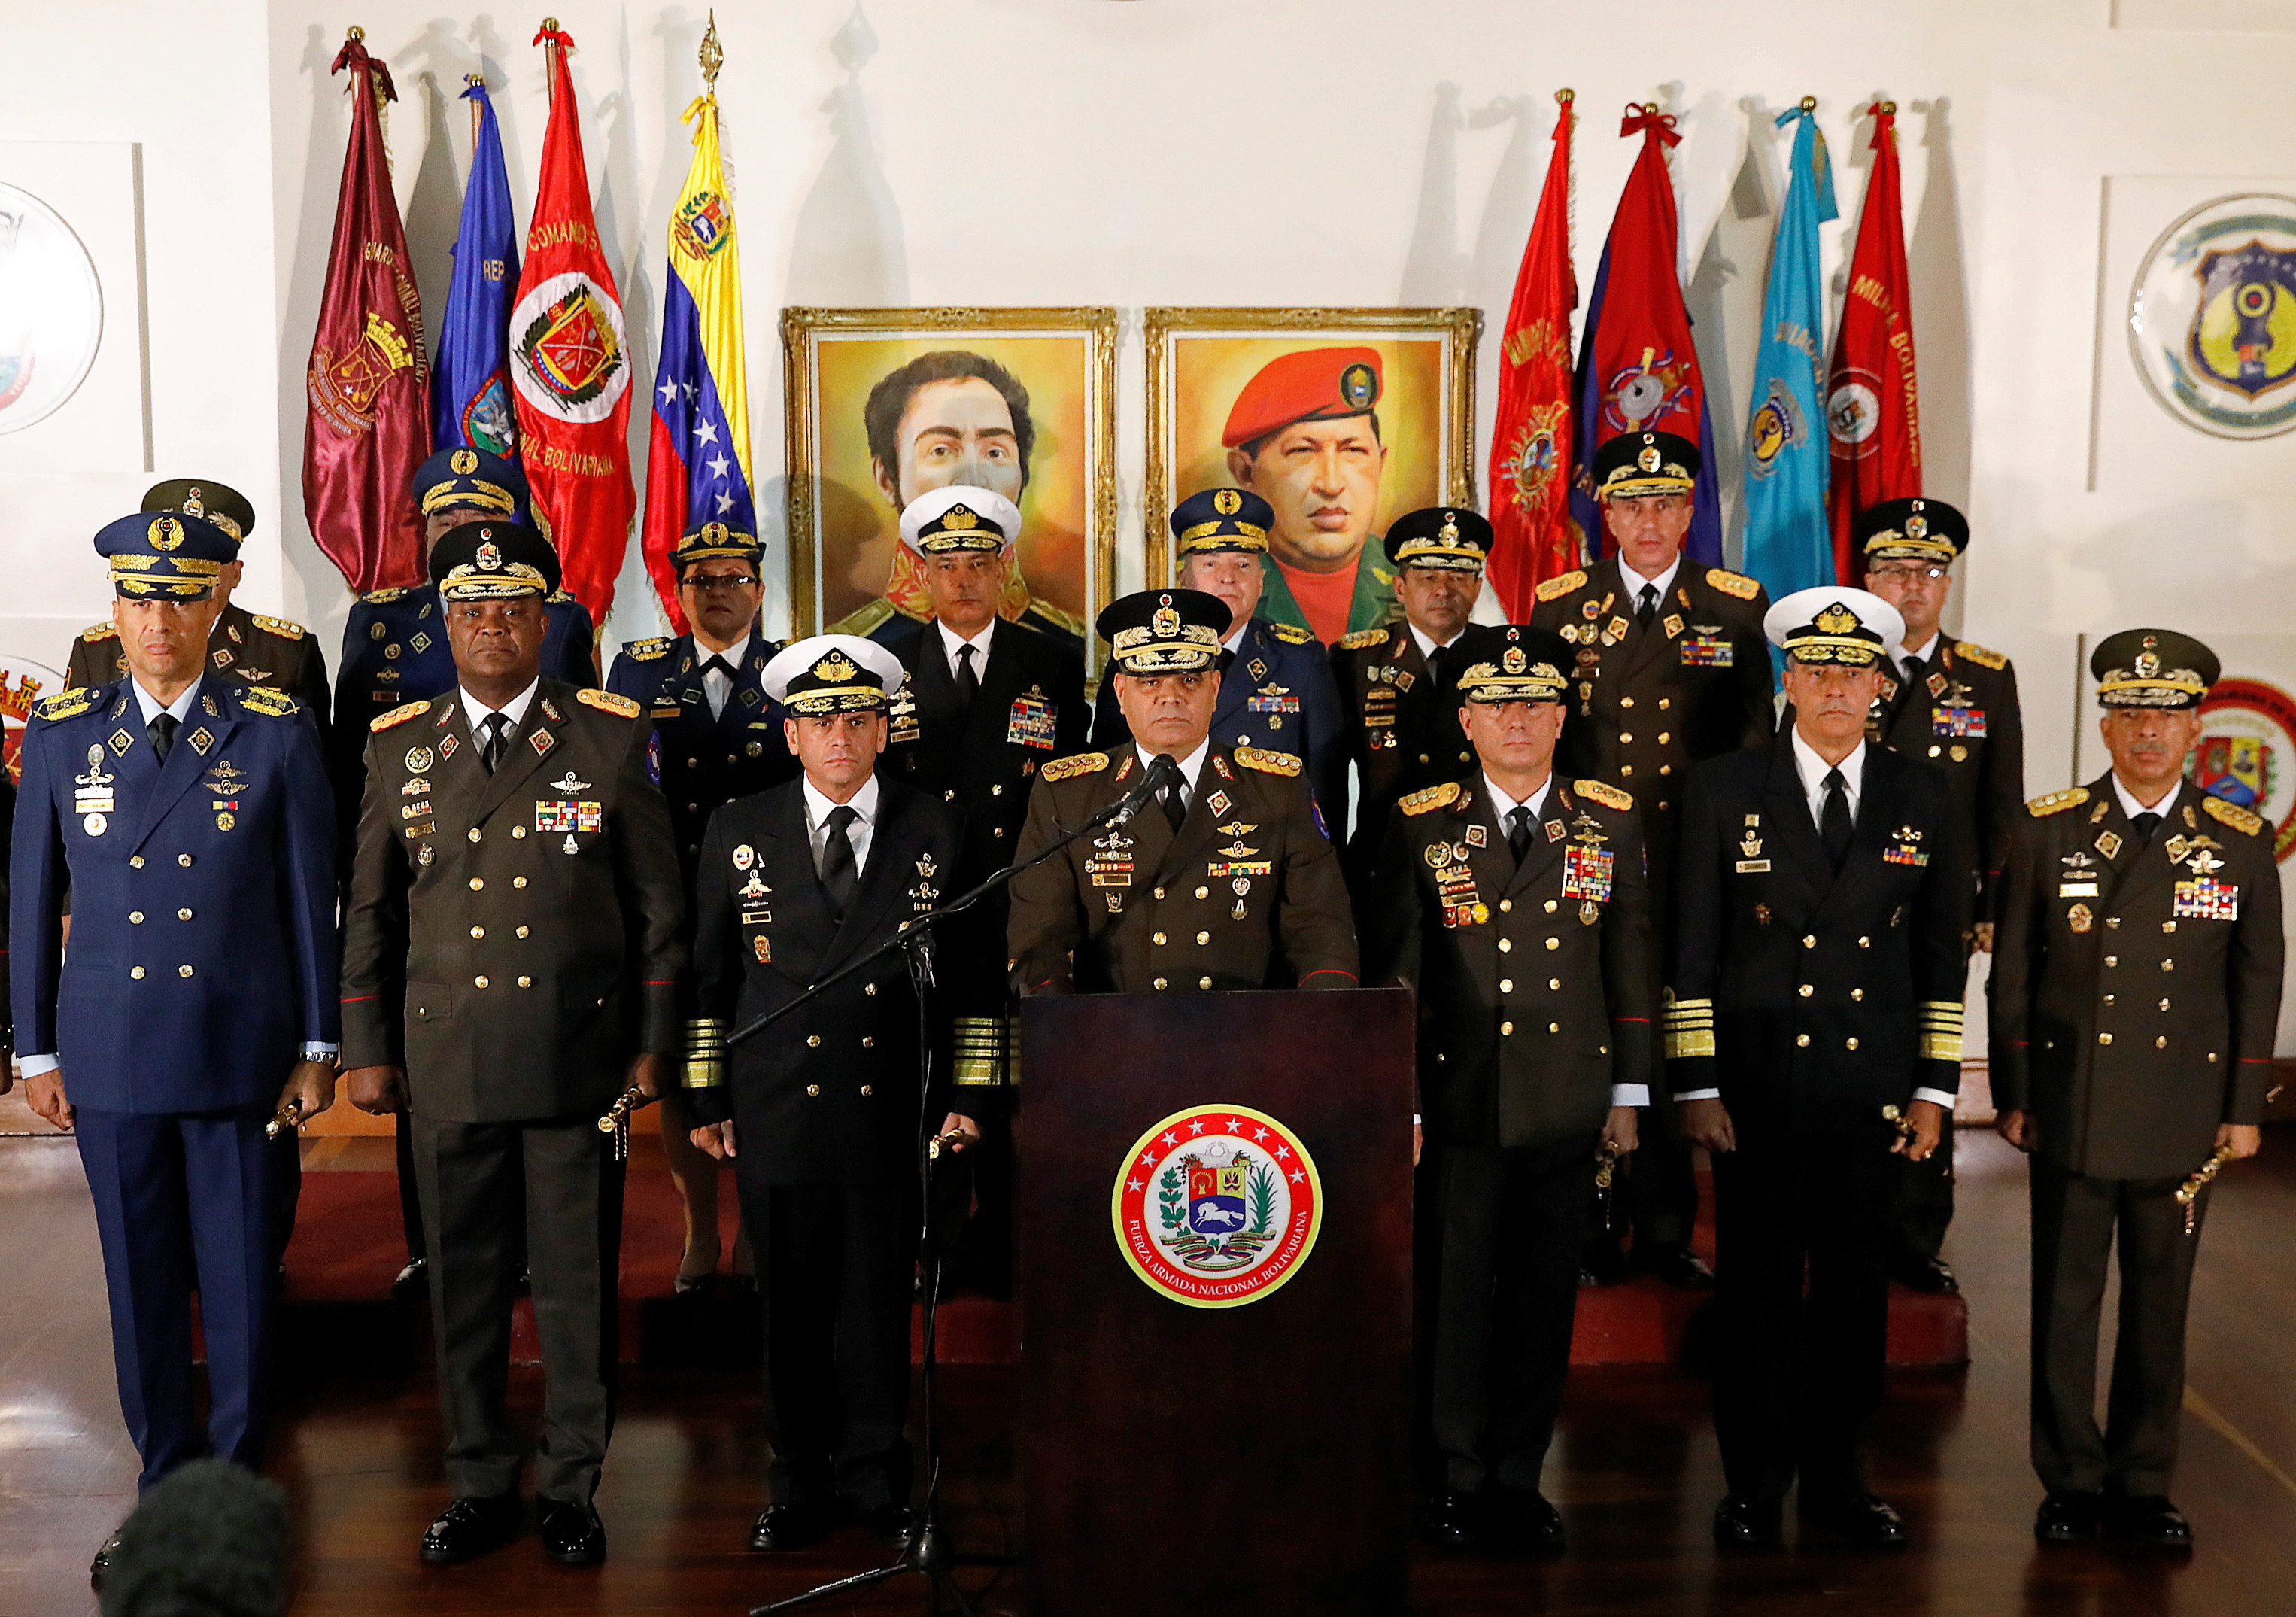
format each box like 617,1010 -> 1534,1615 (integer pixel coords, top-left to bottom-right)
1507,805 -> 1532,864
955,643 -> 980,706
148,711 -> 178,764
1821,766 -> 1854,871
1635,583 -> 1658,629
700,655 -> 735,718
2133,810 -> 2162,847
1158,757 -> 1186,831
479,712 -> 512,774
820,804 -> 859,917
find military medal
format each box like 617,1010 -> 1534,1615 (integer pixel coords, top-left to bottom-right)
2058,850 -> 2100,898
1884,825 -> 1930,866
405,746 -> 435,774
440,734 -> 460,761
2067,902 -> 2094,934
417,843 -> 436,868
1005,688 -> 1058,750
1679,627 -> 1734,667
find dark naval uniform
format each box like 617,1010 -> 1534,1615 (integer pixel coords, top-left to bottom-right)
605,631 -> 795,876
1992,770 -> 2283,1506
12,673 -> 337,1490
1872,639 -> 2024,921
67,603 -> 331,728
340,663 -> 685,1509
1371,762 -> 1656,1510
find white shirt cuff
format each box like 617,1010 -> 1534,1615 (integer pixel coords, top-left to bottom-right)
1912,1087 -> 1958,1110
1610,1083 -> 1650,1108
18,1053 -> 58,1076
302,1043 -> 339,1062
1672,1087 -> 1722,1102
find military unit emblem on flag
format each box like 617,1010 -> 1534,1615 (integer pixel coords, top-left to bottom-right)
514,275 -> 629,419
433,77 -> 521,461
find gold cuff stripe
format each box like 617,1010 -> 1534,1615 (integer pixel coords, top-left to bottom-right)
683,1017 -> 728,1090
1919,1031 -> 1965,1062
1666,1029 -> 1719,1059
952,1015 -> 1019,1088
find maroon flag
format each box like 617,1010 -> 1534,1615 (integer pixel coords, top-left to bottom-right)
1826,101 -> 1921,584
302,30 -> 428,595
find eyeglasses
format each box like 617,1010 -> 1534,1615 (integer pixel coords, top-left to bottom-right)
685,574 -> 760,592
1866,564 -> 1949,584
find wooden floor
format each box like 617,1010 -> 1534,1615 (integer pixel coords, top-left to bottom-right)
8,1105 -> 2296,1615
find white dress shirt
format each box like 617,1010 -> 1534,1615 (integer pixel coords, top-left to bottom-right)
694,631 -> 755,719
1894,631 -> 1940,691
803,771 -> 881,877
937,619 -> 996,685
459,678 -> 540,740
1616,553 -> 1683,617
2111,771 -> 2179,821
1133,737 -> 1212,807
1408,622 -> 1468,662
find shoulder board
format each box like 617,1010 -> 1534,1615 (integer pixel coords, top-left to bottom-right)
235,685 -> 301,718
548,590 -> 578,606
2026,786 -> 2089,818
361,587 -> 409,605
32,688 -> 98,723
1268,621 -> 1317,646
1705,567 -> 1761,600
1041,751 -> 1108,783
1953,640 -> 2008,670
578,688 -> 640,718
250,614 -> 308,640
80,620 -> 118,643
1400,782 -> 1462,816
2203,794 -> 2267,837
1575,779 -> 1634,812
1233,746 -> 1301,777
624,636 -> 673,662
370,700 -> 431,733
1534,569 -> 1588,603
1337,626 -> 1390,650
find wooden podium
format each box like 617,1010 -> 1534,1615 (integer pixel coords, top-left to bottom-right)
1017,988 -> 1414,1617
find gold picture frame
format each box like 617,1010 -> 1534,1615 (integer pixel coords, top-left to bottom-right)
782,306 -> 1120,668
1143,306 -> 1483,588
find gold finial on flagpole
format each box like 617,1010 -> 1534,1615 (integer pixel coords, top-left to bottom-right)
1556,87 -> 1573,105
1642,102 -> 1660,115
1880,100 -> 1897,115
466,72 -> 484,146
348,25 -> 364,41
700,10 -> 724,88
1799,95 -> 1818,113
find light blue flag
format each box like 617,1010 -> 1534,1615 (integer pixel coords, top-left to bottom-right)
1742,104 -> 1838,598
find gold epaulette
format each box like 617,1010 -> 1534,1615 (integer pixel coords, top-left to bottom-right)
2204,794 -> 2267,837
548,590 -> 579,606
2027,786 -> 2089,818
623,636 -> 673,662
370,700 -> 430,732
1954,640 -> 2007,670
1337,626 -> 1390,651
1399,781 -> 1461,816
361,587 -> 409,605
80,621 -> 118,643
1041,751 -> 1107,783
1535,569 -> 1587,603
1575,779 -> 1634,811
32,688 -> 97,722
236,686 -> 301,718
1233,746 -> 1301,777
1705,567 -> 1761,600
579,688 -> 640,718
1268,622 -> 1317,646
251,614 -> 308,640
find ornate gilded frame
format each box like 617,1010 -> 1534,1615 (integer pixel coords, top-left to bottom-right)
1142,306 -> 1483,586
781,305 -> 1121,663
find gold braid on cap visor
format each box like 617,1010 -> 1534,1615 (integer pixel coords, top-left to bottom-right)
1783,603 -> 1884,666
2097,667 -> 2208,707
1457,660 -> 1566,704
1108,622 -> 1222,673
1175,520 -> 1268,555
420,481 -> 518,517
1598,465 -> 1695,499
111,553 -> 223,598
438,562 -> 551,600
782,685 -> 890,715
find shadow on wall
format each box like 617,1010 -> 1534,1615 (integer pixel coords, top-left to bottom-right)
279,25 -> 357,625
786,5 -> 907,306
1909,97 -> 1971,512
1399,83 -> 1465,305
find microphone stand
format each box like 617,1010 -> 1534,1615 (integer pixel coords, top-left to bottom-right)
746,772 -> 1160,1616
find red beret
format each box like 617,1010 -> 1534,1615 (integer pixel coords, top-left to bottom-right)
1220,346 -> 1384,450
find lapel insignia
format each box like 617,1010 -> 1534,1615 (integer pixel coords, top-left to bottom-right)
211,649 -> 233,669
2165,834 -> 2191,864
530,728 -> 556,757
1207,789 -> 1232,817
411,632 -> 433,654
2184,803 -> 2200,828
440,734 -> 460,761
435,702 -> 454,728
1927,672 -> 1949,698
1249,658 -> 1268,679
2095,830 -> 2124,860
541,697 -> 564,722
733,843 -> 755,870
187,727 -> 214,756
2089,799 -> 2109,824
405,746 -> 436,773
1210,755 -> 1234,782
740,687 -> 761,707
1546,819 -> 1566,842
108,728 -> 134,756
1465,823 -> 1487,847
1662,613 -> 1685,638
108,693 -> 128,721
551,771 -> 593,792
201,694 -> 220,716
1603,615 -> 1629,643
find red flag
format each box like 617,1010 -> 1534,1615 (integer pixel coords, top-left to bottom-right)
1486,90 -> 1580,616
302,32 -> 429,596
510,24 -> 635,624
1825,101 -> 1921,583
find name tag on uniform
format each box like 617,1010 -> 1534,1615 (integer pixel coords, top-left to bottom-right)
1735,859 -> 1771,873
2058,880 -> 2099,898
1932,705 -> 1987,738
2174,877 -> 2240,920
1006,691 -> 1057,751
536,800 -> 604,833
1680,629 -> 1733,667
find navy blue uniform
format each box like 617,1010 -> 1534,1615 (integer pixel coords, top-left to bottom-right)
11,676 -> 337,1489
603,631 -> 796,877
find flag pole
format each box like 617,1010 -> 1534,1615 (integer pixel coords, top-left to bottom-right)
700,9 -> 722,88
466,72 -> 483,149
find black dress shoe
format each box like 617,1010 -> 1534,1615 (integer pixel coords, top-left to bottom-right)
1713,1494 -> 1782,1549
90,1530 -> 120,1592
392,1257 -> 429,1300
1638,1245 -> 1717,1290
1579,1234 -> 1630,1287
1418,1489 -> 1482,1550
2106,1494 -> 2192,1549
1488,1488 -> 1566,1554
1800,1488 -> 1908,1547
419,1495 -> 521,1564
864,1503 -> 919,1546
538,1498 -> 607,1565
1888,1254 -> 1960,1294
750,1502 -> 837,1553
2034,1489 -> 2104,1543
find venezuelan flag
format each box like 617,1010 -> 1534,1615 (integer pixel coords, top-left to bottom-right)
640,90 -> 755,628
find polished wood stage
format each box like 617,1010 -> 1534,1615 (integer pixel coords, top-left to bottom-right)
7,1095 -> 2296,1614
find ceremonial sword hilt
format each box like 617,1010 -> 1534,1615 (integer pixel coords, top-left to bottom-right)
265,1098 -> 303,1141
2176,1144 -> 2239,1236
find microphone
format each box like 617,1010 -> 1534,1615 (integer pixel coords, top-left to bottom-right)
1104,751 -> 1181,829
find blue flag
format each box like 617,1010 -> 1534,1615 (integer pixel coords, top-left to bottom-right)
1741,104 -> 1838,597
431,80 -> 520,457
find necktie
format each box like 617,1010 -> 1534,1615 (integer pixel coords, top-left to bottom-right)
1635,584 -> 1658,629
2133,810 -> 2162,847
148,711 -> 178,764
1158,757 -> 1186,831
955,643 -> 980,706
479,712 -> 512,774
1821,766 -> 1854,871
1507,805 -> 1532,864
700,655 -> 735,719
820,804 -> 859,917
1902,654 -> 1924,690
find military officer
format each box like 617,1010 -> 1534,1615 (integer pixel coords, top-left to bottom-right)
1857,496 -> 2025,1295
65,480 -> 330,725
1008,588 -> 1357,996
332,446 -> 597,1299
684,635 -> 978,1552
1668,587 -> 1969,1551
605,521 -> 794,1293
12,510 -> 337,1591
1332,506 -> 1488,887
339,521 -> 685,1569
1991,630 -> 2282,1551
1092,488 -> 1347,837
1368,625 -> 1654,1555
1530,430 -> 1775,1288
